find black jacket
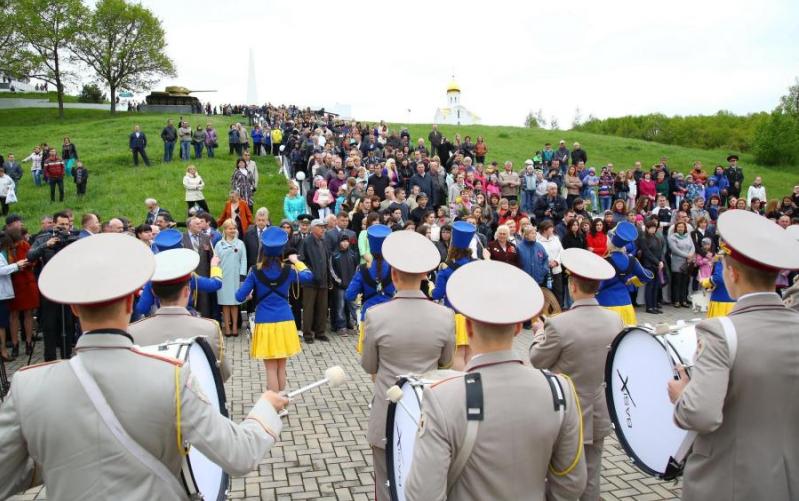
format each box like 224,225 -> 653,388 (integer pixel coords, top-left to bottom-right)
330,248 -> 359,289
243,226 -> 262,271
561,231 -> 586,250
299,235 -> 329,288
533,196 -> 568,224
637,234 -> 663,270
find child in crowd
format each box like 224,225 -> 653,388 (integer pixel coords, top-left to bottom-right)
330,234 -> 359,336
707,195 -> 722,221
695,238 -> 714,281
521,162 -> 537,213
598,167 -> 614,212
72,161 -> 88,197
583,167 -> 599,212
313,178 -> 333,219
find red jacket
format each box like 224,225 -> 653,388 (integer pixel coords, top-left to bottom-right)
44,158 -> 65,179
217,201 -> 252,232
586,231 -> 608,257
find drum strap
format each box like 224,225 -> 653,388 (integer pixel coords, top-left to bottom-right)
541,370 -> 567,426
672,317 -> 738,469
69,356 -> 189,500
447,373 -> 483,493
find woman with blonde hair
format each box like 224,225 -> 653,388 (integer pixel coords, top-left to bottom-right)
183,164 -> 209,214
215,219 -> 247,337
384,157 -> 400,188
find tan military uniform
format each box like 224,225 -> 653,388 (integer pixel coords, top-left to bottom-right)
129,306 -> 232,382
0,331 -> 281,500
361,290 -> 455,501
529,297 -> 623,501
405,350 -> 586,501
674,293 -> 799,500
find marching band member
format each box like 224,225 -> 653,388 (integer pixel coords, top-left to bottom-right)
596,221 -> 652,325
129,248 -> 231,381
530,247 -> 622,501
668,210 -> 799,501
431,220 -> 477,370
346,224 -> 395,353
361,230 -> 454,501
236,227 -> 313,397
0,234 -> 287,500
135,229 -> 223,317
406,260 -> 586,500
700,252 -> 735,318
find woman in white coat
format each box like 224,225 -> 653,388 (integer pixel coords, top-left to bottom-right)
183,164 -> 209,214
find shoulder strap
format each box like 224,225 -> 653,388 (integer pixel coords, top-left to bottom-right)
254,266 -> 290,302
69,357 -> 188,500
540,370 -> 566,426
447,373 -> 483,493
717,316 -> 738,364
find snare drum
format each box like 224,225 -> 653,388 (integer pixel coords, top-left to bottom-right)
385,370 -> 462,501
139,337 -> 229,500
605,326 -> 696,480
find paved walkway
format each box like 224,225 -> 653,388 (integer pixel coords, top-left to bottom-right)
8,306 -> 700,500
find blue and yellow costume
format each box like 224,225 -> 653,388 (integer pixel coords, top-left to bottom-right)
700,255 -> 734,318
346,225 -> 395,353
597,222 -> 653,325
135,229 -> 222,317
236,227 -> 314,359
431,221 -> 476,346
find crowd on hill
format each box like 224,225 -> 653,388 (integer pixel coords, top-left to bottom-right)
1,105 -> 798,365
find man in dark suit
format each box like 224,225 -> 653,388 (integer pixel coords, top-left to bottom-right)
299,219 -> 330,343
243,207 -> 271,271
129,124 -> 151,167
323,211 -> 357,255
144,198 -> 170,226
78,212 -> 100,239
182,216 -> 213,317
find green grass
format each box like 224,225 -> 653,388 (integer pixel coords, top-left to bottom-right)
0,91 -> 81,103
0,108 -> 795,232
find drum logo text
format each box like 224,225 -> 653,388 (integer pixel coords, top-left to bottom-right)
617,370 -> 636,428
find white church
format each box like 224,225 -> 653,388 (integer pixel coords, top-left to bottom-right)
434,77 -> 480,126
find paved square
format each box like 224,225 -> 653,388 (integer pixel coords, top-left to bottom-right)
7,306 -> 697,500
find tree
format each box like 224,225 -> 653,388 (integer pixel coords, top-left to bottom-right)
14,0 -> 86,119
524,111 -> 539,128
534,108 -> 546,128
72,0 -> 175,113
78,83 -> 106,103
549,116 -> 559,130
777,78 -> 799,116
571,106 -> 583,129
0,0 -> 35,77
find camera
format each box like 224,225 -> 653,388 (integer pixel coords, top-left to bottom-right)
52,229 -> 78,249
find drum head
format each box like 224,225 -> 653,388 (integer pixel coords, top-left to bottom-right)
186,338 -> 229,501
605,328 -> 688,478
664,324 -> 698,367
386,377 -> 423,501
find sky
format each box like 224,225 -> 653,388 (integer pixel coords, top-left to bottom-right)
134,0 -> 799,127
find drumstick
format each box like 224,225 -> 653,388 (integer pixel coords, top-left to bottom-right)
286,366 -> 348,399
386,385 -> 419,427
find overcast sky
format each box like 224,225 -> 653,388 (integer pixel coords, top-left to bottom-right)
137,0 -> 799,127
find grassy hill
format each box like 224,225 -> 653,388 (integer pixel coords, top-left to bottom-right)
0,91 -> 82,103
0,108 -> 795,231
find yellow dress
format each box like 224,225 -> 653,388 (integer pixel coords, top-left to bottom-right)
251,320 -> 302,360
706,301 -> 734,319
604,305 -> 637,326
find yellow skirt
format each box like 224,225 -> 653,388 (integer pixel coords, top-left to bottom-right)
251,321 -> 301,360
707,301 -> 734,319
356,323 -> 365,354
455,313 -> 469,347
604,305 -> 637,326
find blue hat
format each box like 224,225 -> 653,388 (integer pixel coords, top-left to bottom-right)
261,227 -> 288,257
154,229 -> 183,252
611,221 -> 638,248
451,221 -> 476,249
367,224 -> 391,255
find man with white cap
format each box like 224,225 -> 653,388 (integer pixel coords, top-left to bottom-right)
361,230 -> 455,501
530,247 -> 622,501
129,248 -> 231,382
406,260 -> 586,500
0,234 -> 287,500
668,210 -> 799,501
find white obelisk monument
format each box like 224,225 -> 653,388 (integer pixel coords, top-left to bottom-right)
246,49 -> 257,104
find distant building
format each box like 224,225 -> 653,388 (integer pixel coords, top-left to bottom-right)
434,77 -> 480,126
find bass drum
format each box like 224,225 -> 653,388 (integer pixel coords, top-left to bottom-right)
139,337 -> 229,500
385,370 -> 462,501
605,326 -> 694,480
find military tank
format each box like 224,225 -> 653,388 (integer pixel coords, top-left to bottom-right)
144,86 -> 215,106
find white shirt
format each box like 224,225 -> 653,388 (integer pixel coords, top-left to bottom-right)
538,234 -> 564,274
0,175 -> 15,197
746,185 -> 766,206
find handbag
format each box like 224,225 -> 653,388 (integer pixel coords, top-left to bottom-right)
5,186 -> 17,204
679,260 -> 695,275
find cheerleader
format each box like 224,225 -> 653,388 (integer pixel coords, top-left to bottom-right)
700,252 -> 735,318
596,221 -> 653,325
431,221 -> 476,370
236,227 -> 313,398
346,224 -> 395,353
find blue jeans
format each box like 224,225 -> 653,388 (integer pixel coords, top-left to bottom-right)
163,141 -> 175,162
332,288 -> 357,330
600,196 -> 612,212
180,141 -> 191,160
522,191 -> 537,213
193,142 -> 203,159
206,144 -> 215,157
33,170 -> 42,186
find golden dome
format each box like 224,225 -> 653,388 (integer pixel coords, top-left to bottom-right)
446,79 -> 461,93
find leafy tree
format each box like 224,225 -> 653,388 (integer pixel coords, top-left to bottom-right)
13,0 -> 86,118
524,111 -> 540,129
549,116 -> 559,130
72,0 -> 176,112
752,80 -> 799,166
0,0 -> 35,77
78,83 -> 106,103
776,78 -> 799,116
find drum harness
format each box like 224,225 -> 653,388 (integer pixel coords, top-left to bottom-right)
358,264 -> 392,301
665,316 -> 738,479
446,369 -> 576,492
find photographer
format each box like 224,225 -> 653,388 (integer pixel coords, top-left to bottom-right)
27,211 -> 78,361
